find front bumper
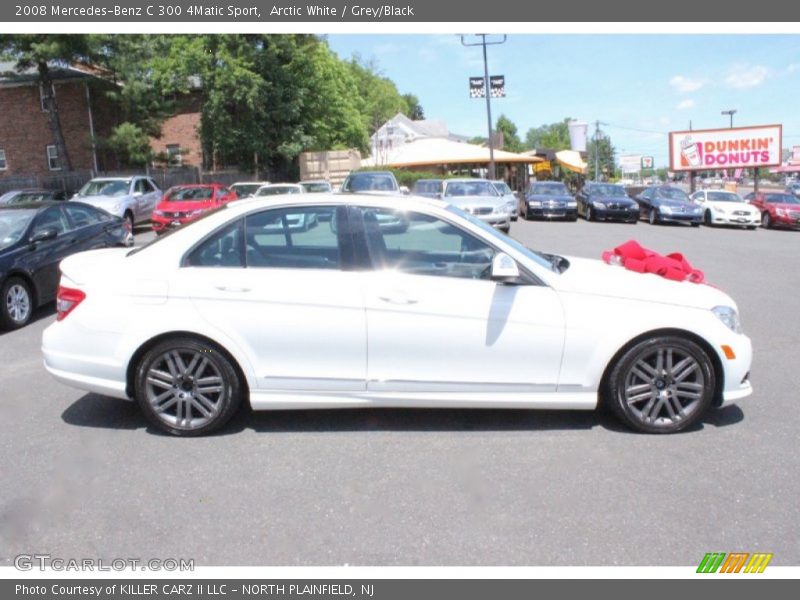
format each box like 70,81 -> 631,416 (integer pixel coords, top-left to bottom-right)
152,215 -> 196,232
659,211 -> 702,224
772,214 -> 800,228
718,333 -> 754,407
593,207 -> 639,221
708,213 -> 760,226
528,207 -> 578,220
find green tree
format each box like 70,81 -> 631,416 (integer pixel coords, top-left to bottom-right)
495,114 -> 523,152
524,118 -> 573,150
104,122 -> 153,166
0,34 -> 103,171
402,93 -> 424,120
587,135 -> 616,181
347,56 -> 409,134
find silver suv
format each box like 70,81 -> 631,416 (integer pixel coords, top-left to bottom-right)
72,176 -> 161,231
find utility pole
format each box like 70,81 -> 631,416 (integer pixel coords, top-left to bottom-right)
721,109 -> 737,129
461,34 -> 506,180
593,120 -> 607,182
689,119 -> 695,194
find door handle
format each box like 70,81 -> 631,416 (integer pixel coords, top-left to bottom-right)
214,286 -> 251,293
378,294 -> 418,305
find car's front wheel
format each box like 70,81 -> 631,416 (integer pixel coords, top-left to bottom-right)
1,277 -> 33,330
648,208 -> 659,225
762,212 -> 772,229
605,335 -> 715,434
134,337 -> 243,436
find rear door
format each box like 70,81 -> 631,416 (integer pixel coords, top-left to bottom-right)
25,206 -> 73,304
178,204 -> 368,392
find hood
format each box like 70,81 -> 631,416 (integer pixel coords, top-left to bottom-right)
446,195 -> 506,208
706,201 -> 758,213
72,195 -> 127,209
60,247 -> 131,285
654,198 -> 694,209
156,199 -> 217,213
552,256 -> 735,310
771,202 -> 800,211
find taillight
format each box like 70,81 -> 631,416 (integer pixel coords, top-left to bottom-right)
56,286 -> 86,321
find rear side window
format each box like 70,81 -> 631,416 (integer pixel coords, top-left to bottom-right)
185,220 -> 245,267
245,206 -> 340,270
64,203 -> 105,228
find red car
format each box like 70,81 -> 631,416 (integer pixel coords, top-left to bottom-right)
151,184 -> 236,234
745,191 -> 800,229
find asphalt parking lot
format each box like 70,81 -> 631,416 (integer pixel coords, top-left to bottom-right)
1,218 -> 798,567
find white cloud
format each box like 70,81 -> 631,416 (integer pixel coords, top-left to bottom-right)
787,63 -> 800,73
725,64 -> 769,89
669,75 -> 705,93
676,99 -> 695,110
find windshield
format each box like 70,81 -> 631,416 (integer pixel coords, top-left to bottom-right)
707,191 -> 742,202
257,186 -> 301,196
166,187 -> 215,202
766,193 -> 800,204
345,173 -> 399,192
300,182 -> 331,193
413,180 -> 443,194
493,182 -> 513,195
78,179 -> 130,197
588,184 -> 627,197
0,209 -> 37,251
444,181 -> 498,197
7,191 -> 51,204
232,184 -> 261,197
530,183 -> 569,195
656,187 -> 690,202
445,205 -> 556,273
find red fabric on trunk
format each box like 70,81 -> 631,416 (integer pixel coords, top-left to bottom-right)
602,240 -> 705,283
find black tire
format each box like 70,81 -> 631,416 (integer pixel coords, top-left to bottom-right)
747,226 -> 757,230
761,212 -> 772,229
585,205 -> 593,221
522,203 -> 531,221
1,277 -> 34,330
648,208 -> 659,225
691,222 -> 700,227
704,210 -> 713,226
134,337 -> 243,436
124,211 -> 135,234
605,335 -> 715,434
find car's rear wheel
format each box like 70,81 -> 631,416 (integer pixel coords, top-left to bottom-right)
648,208 -> 659,225
704,210 -> 713,226
1,277 -> 33,330
135,337 -> 243,436
606,335 -> 715,434
761,212 -> 772,229
585,206 -> 593,221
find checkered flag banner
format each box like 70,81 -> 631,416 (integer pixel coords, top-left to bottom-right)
469,77 -> 485,98
490,75 -> 506,98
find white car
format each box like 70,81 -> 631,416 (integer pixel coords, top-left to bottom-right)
689,190 -> 760,229
229,181 -> 270,199
442,179 -> 513,233
491,180 -> 519,222
42,194 -> 753,436
254,184 -> 315,231
71,176 -> 161,231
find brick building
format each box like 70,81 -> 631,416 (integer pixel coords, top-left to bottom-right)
0,62 -> 205,186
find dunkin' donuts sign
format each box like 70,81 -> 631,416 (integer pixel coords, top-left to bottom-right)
669,125 -> 782,171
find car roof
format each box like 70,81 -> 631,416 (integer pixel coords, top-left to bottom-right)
89,177 -> 135,182
230,192 -> 446,212
0,201 -> 60,211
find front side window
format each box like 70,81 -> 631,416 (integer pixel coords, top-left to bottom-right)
32,206 -> 69,236
245,207 -> 339,269
185,220 -> 245,268
46,145 -> 60,171
359,208 -> 496,280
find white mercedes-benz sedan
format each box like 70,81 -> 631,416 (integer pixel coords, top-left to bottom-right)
42,194 -> 753,436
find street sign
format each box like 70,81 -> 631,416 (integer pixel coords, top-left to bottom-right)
641,156 -> 654,169
469,77 -> 485,98
669,125 -> 782,171
470,76 -> 505,98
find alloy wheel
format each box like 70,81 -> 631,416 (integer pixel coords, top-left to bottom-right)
622,346 -> 705,430
144,348 -> 226,431
5,283 -> 31,324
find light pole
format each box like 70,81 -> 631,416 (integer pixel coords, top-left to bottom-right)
461,34 -> 506,180
721,109 -> 737,129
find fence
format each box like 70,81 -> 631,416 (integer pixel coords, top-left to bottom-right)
0,167 -> 260,196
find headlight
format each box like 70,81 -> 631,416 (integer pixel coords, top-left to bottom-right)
776,208 -> 787,217
712,306 -> 743,334
592,201 -> 606,209
503,201 -> 515,212
187,209 -> 206,217
528,200 -> 542,207
693,207 -> 703,215
660,206 -> 673,214
112,203 -> 123,213
153,210 -> 165,217
567,201 -> 577,208
711,206 -> 726,214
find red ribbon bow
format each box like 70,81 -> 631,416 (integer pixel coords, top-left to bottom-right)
602,240 -> 705,284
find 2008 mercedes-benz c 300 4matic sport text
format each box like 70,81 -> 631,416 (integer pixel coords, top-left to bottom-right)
42,194 -> 753,436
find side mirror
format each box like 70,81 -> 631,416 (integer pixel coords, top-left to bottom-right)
30,227 -> 57,243
490,252 -> 520,282
400,186 -> 410,195
132,191 -> 142,197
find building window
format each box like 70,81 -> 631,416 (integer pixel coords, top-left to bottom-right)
39,82 -> 55,112
167,144 -> 182,167
47,145 -> 60,171
0,149 -> 7,170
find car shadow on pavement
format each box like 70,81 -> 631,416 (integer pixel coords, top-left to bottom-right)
61,393 -> 746,436
0,303 -> 56,337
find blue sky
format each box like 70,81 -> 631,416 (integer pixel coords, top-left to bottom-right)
326,34 -> 800,168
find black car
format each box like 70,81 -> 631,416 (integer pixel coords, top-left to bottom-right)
576,183 -> 639,223
520,181 -> 577,221
634,185 -> 703,226
0,189 -> 69,205
0,202 -> 132,329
